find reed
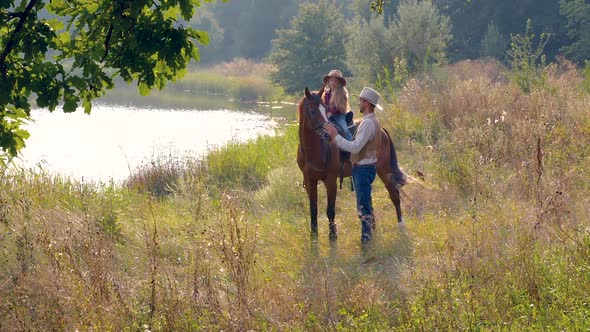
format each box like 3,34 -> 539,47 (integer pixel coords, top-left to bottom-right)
100,58 -> 286,109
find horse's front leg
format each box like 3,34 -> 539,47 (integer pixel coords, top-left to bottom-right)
305,177 -> 319,241
325,176 -> 338,242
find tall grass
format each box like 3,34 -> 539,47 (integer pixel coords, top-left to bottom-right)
100,58 -> 286,109
1,58 -> 589,330
390,58 -> 590,330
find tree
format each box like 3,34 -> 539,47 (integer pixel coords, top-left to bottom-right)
347,0 -> 451,83
192,0 -> 298,63
0,0 -> 218,165
390,0 -> 452,72
231,0 -> 298,61
346,15 -> 393,83
480,22 -> 507,60
507,19 -> 549,93
187,4 -> 225,64
560,0 -> 590,64
438,0 -> 566,62
268,0 -> 349,95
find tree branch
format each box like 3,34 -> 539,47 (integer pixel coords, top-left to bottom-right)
0,0 -> 39,73
7,12 -> 26,21
101,24 -> 114,63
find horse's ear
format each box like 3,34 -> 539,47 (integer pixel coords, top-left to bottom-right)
318,84 -> 325,97
304,87 -> 311,99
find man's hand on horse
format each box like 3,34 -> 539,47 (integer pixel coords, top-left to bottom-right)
323,122 -> 338,140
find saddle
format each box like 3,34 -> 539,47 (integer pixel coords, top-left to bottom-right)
327,111 -> 355,153
333,111 -> 357,137
315,110 -> 357,190
329,111 -> 357,190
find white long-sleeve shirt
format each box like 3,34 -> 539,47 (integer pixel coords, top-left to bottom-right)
333,113 -> 378,165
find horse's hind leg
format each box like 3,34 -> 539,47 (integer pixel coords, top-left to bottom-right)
325,178 -> 338,242
380,173 -> 404,225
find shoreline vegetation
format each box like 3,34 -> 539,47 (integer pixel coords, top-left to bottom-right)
98,58 -> 296,122
1,58 -> 590,330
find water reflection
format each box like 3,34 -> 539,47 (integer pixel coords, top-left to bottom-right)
15,105 -> 276,183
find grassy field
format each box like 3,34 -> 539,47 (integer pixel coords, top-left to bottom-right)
1,59 -> 589,331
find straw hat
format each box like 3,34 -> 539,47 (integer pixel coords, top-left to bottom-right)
358,87 -> 383,111
322,69 -> 347,86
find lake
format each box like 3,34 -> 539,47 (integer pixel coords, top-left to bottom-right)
13,104 -> 278,183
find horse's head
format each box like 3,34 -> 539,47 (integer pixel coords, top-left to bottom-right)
300,87 -> 328,131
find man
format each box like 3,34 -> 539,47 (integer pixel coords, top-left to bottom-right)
323,87 -> 383,245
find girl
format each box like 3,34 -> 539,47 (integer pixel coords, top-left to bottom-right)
321,69 -> 353,141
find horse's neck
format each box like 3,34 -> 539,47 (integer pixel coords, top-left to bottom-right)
301,127 -> 338,157
300,126 -> 320,147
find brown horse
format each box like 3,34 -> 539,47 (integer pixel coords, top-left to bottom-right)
297,87 -> 406,242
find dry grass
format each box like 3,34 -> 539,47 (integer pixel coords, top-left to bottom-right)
1,58 -> 589,330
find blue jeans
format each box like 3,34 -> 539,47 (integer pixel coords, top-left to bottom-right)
352,164 -> 376,243
330,113 -> 352,141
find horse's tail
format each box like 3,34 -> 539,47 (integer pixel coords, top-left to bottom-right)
383,128 -> 407,187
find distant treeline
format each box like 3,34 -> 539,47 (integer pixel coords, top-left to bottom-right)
191,0 -> 585,65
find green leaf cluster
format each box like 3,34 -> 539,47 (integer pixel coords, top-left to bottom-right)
0,0 -> 215,163
507,19 -> 549,93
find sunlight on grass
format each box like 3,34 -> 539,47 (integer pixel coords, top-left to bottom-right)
1,59 -> 589,330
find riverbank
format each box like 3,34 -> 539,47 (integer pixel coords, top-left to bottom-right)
1,59 -> 589,330
13,106 -> 278,184
98,58 -> 296,121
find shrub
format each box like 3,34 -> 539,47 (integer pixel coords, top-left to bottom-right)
507,19 -> 549,93
480,22 -> 507,60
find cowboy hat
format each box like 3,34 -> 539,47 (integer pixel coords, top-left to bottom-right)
322,69 -> 347,86
358,87 -> 383,111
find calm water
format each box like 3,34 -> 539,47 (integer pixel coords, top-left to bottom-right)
14,105 -> 277,183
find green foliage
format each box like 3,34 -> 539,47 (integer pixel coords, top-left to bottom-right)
349,0 -> 400,23
507,19 -> 549,94
0,107 -> 30,166
375,55 -> 409,103
390,0 -> 453,72
584,60 -> 590,93
0,0 -> 215,164
125,155 -> 195,198
346,15 -> 392,83
347,0 -> 451,84
390,0 -> 452,73
269,0 -> 349,94
438,0 -> 566,62
169,60 -> 284,102
96,185 -> 125,240
254,163 -> 306,214
559,0 -> 590,64
205,125 -> 298,191
480,22 -> 507,60
191,0 -> 298,63
434,141 -> 480,195
370,0 -> 387,14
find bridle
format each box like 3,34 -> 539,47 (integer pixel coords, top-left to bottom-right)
303,85 -> 328,136
301,87 -> 332,168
